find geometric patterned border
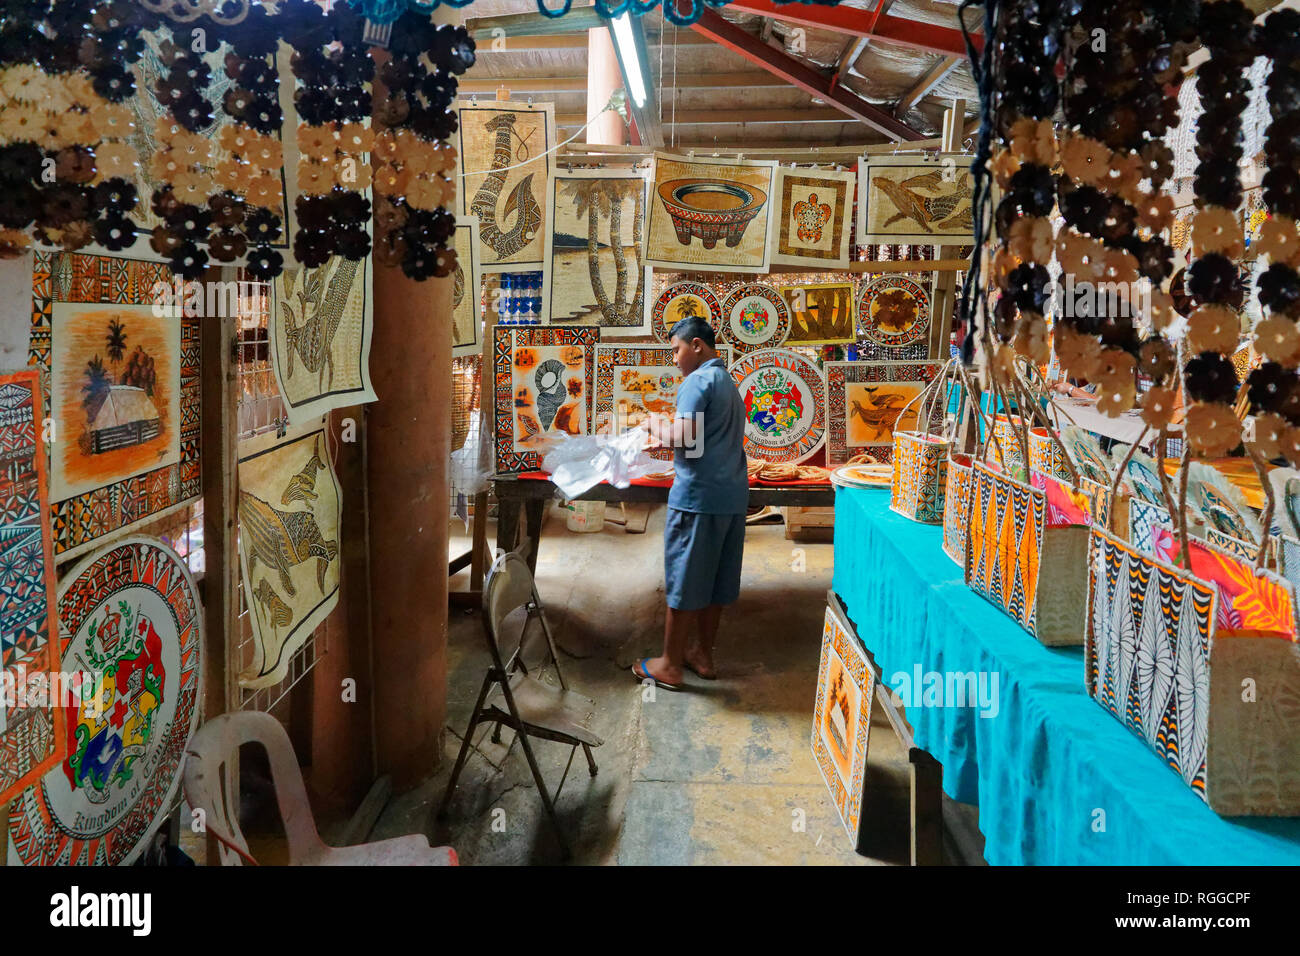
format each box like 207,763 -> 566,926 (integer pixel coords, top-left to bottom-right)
773,171 -> 852,268
729,348 -> 827,464
651,282 -> 721,343
9,535 -> 202,865
28,251 -> 201,560
854,274 -> 933,362
492,325 -> 599,474
0,369 -> 66,805
824,360 -> 941,466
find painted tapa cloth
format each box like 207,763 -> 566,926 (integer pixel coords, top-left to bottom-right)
237,423 -> 342,689
270,256 -> 377,426
0,370 -> 65,806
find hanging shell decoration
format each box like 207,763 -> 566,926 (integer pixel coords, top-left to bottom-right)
137,0 -> 250,25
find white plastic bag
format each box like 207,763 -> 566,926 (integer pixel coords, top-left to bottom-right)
541,429 -> 664,499
450,410 -> 493,497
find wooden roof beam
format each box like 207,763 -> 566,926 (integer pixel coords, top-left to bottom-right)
724,0 -> 981,57
688,9 -> 924,142
459,72 -> 790,95
828,37 -> 869,93
895,55 -> 962,116
559,108 -> 858,126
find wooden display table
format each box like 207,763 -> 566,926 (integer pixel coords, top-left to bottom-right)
492,475 -> 836,575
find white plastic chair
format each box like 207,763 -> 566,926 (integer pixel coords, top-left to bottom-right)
183,711 -> 457,866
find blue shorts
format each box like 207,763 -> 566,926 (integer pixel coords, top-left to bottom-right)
664,508 -> 746,611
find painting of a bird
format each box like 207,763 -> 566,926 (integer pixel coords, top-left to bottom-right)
848,387 -> 915,442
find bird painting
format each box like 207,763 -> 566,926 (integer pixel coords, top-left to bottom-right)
848,387 -> 914,442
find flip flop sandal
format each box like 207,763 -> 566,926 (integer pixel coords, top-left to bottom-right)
631,657 -> 682,691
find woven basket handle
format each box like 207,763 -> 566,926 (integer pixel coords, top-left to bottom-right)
955,364 -> 1007,466
895,357 -> 954,441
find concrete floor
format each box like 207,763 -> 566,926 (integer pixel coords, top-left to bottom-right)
370,502 -> 931,865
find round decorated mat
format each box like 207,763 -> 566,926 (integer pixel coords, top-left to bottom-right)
856,275 -> 930,349
9,536 -> 202,866
830,463 -> 892,488
1060,424 -> 1113,486
730,348 -> 826,464
652,282 -> 721,342
1113,445 -> 1165,506
719,284 -> 790,354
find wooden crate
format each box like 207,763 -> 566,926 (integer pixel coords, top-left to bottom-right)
784,506 -> 835,540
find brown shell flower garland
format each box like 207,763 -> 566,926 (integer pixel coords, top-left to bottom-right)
1180,0 -> 1256,457
987,2 -> 1063,387
1245,7 -> 1300,464
216,42 -> 284,279
0,67 -> 108,254
149,37 -> 217,278
1053,2 -> 1189,422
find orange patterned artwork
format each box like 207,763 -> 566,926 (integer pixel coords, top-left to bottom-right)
511,344 -> 587,450
845,382 -> 924,448
770,167 -> 854,269
811,600 -> 875,846
49,302 -> 181,505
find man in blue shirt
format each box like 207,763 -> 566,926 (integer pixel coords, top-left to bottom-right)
633,317 -> 749,690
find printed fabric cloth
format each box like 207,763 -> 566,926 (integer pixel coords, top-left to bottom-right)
1149,534 -> 1296,638
1029,471 -> 1093,528
831,487 -> 1300,865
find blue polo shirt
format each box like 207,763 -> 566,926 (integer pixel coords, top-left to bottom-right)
670,357 -> 749,514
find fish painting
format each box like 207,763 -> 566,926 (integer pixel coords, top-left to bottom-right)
871,170 -> 972,234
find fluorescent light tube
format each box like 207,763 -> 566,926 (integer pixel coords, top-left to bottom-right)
611,13 -> 647,109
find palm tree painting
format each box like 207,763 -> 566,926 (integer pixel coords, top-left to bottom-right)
548,171 -> 649,332
105,318 -> 127,374
50,302 -> 181,503
81,355 -> 111,411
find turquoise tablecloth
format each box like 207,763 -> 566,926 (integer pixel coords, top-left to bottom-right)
831,486 -> 1300,865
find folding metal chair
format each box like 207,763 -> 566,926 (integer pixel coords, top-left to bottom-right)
436,548 -> 602,859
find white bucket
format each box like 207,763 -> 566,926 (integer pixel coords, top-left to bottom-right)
565,499 -> 606,533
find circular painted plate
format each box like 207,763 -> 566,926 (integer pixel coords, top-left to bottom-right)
12,537 -> 202,866
856,275 -> 930,349
720,284 -> 790,354
730,348 -> 826,464
652,282 -> 721,343
830,463 -> 892,488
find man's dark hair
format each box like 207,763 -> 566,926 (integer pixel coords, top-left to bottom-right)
669,317 -> 715,348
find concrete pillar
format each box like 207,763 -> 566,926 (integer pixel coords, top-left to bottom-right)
587,20 -> 627,146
